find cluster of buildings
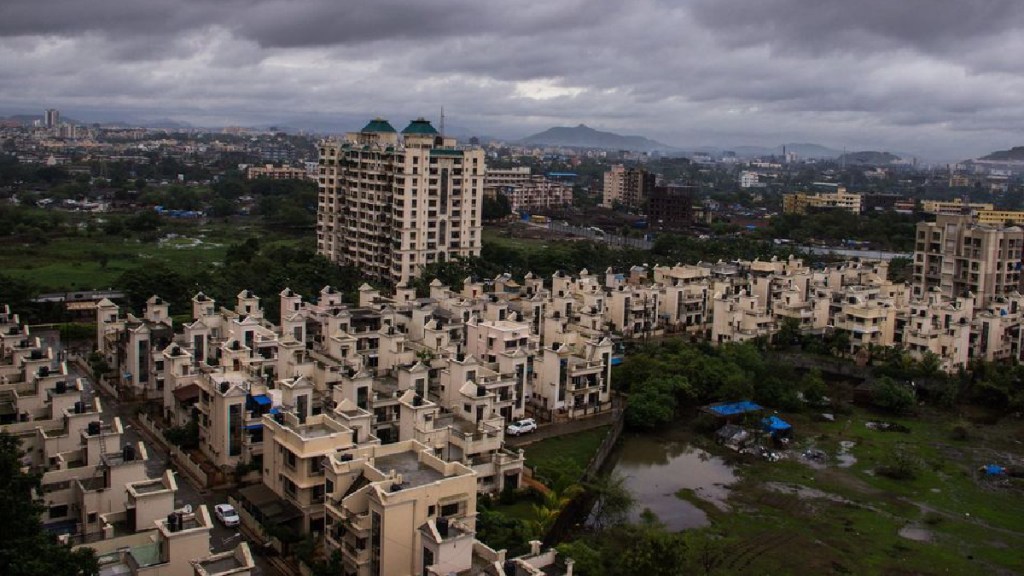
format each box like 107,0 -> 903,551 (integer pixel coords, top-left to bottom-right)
642,213 -> 1024,371
0,305 -> 257,576
0,109 -> 315,176
600,165 -> 699,227
93,273 -> 618,575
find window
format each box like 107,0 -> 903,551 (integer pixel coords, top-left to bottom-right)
440,502 -> 460,517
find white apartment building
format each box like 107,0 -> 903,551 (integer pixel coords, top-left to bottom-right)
317,118 -> 486,285
912,214 -> 1024,305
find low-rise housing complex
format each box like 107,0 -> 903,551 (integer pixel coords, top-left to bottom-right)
245,164 -> 309,180
0,305 -> 252,576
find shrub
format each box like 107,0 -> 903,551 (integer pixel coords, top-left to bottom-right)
877,448 -> 920,481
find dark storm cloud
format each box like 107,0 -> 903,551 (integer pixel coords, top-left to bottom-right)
2,0 -> 1024,159
689,0 -> 1024,58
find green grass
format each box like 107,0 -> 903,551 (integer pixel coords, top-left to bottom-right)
685,407 -> 1024,575
481,227 -> 551,251
489,499 -> 537,523
523,426 -> 610,476
0,221 -> 306,291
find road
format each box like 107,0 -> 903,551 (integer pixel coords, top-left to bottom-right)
65,360 -> 278,576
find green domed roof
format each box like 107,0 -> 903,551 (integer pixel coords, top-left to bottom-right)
360,118 -> 397,133
401,118 -> 438,135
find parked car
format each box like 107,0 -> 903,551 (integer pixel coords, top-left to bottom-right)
506,418 -> 538,436
214,503 -> 240,527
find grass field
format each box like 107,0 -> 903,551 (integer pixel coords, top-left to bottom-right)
681,407 -> 1024,575
481,226 -> 552,251
523,426 -> 611,476
0,220 -> 306,291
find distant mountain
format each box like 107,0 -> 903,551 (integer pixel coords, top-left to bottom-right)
520,124 -> 675,152
978,146 -> 1024,162
838,151 -> 902,166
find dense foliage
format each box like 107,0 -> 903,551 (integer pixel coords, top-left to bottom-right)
617,339 -> 819,428
763,210 -> 917,252
117,239 -> 365,317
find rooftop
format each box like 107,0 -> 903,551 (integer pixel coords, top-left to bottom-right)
374,451 -> 445,489
401,118 -> 438,135
361,118 -> 396,134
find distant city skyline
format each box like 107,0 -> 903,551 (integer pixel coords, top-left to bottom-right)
3,1 -> 1024,161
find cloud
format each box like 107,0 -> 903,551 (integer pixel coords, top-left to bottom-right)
1,0 -> 1023,159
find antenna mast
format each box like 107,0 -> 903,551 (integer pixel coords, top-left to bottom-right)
440,107 -> 446,138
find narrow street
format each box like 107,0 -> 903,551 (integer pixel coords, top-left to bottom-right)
66,360 -> 279,576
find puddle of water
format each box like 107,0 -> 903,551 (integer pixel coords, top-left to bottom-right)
836,441 -> 857,468
899,524 -> 933,542
611,431 -> 738,530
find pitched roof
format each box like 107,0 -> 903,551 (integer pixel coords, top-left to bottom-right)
361,118 -> 396,133
401,118 -> 438,135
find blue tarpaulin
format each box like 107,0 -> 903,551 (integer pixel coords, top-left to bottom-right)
610,357 -> 623,366
244,423 -> 263,430
762,416 -> 792,434
707,401 -> 763,417
269,407 -> 281,415
984,464 -> 1006,475
251,394 -> 271,406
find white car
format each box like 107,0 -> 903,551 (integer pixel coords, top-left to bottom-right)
506,418 -> 537,436
214,503 -> 240,527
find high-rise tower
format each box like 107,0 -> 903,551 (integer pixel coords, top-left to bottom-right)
316,118 -> 486,285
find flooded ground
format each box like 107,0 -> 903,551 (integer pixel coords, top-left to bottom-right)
609,429 -> 738,530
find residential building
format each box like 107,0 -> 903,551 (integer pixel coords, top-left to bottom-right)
739,171 -> 760,188
602,164 -> 655,209
316,118 -> 486,285
322,439 -> 478,576
646,185 -> 696,229
920,199 -> 994,216
493,176 -> 573,213
912,214 -> 1024,305
782,188 -> 862,215
246,164 -> 308,180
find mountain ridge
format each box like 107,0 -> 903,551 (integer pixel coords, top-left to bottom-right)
520,124 -> 675,152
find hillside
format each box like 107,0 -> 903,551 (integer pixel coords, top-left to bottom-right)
979,146 -> 1024,162
837,151 -> 902,166
520,124 -> 674,152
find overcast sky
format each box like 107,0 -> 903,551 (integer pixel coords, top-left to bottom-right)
2,0 -> 1023,160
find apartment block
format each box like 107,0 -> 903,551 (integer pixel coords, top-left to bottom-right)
783,188 -> 862,214
602,164 -> 655,209
492,176 -> 573,214
920,199 -> 994,216
912,214 -> 1023,305
245,163 -> 308,180
316,118 -> 486,285
646,185 -> 697,229
322,439 -> 478,576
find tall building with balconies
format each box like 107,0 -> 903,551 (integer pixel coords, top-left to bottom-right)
316,118 -> 486,285
602,164 -> 655,209
912,214 -> 1024,305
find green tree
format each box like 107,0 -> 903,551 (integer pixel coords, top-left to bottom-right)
873,376 -> 915,414
585,472 -> 635,531
799,368 -> 827,406
482,193 -> 512,220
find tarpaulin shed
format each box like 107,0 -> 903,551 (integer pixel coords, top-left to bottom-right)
762,415 -> 792,435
